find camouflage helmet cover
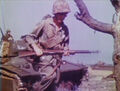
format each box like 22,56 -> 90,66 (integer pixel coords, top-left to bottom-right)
53,0 -> 71,14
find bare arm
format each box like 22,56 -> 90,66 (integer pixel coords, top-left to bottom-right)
74,0 -> 114,35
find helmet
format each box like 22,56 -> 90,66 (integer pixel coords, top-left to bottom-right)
53,0 -> 71,14
6,29 -> 11,33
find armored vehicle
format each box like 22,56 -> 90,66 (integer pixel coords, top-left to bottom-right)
0,30 -> 98,91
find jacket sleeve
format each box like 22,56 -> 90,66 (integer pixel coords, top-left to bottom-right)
21,20 -> 45,49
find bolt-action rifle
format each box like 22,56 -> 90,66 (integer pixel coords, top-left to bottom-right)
18,49 -> 99,57
0,28 -> 4,44
0,28 -> 4,37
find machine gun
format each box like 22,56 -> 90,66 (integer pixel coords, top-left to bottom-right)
18,49 -> 99,57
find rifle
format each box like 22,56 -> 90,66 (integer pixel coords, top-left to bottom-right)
18,49 -> 99,57
0,28 -> 4,44
0,28 -> 4,37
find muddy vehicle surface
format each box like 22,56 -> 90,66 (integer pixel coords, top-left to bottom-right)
0,39 -> 61,91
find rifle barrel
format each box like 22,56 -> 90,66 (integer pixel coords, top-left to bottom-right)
18,50 -> 99,57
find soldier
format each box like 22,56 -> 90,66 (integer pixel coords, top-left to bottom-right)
3,30 -> 13,41
1,30 -> 14,63
22,0 -> 71,90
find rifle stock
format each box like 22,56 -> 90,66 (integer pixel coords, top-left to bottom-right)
18,50 -> 99,57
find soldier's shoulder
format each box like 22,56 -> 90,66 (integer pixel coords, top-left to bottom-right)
39,14 -> 53,25
42,14 -> 52,20
35,15 -> 52,26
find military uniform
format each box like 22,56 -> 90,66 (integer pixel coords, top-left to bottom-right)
22,15 -> 69,81
1,30 -> 14,63
0,0 -> 70,91
22,0 -> 70,90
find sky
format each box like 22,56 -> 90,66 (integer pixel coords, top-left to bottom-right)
0,0 -> 115,65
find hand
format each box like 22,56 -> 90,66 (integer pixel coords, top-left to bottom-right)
34,48 -> 43,56
32,43 -> 43,56
63,50 -> 70,56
